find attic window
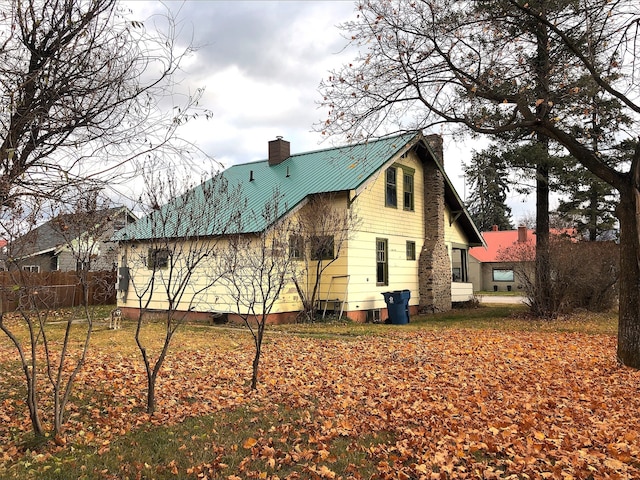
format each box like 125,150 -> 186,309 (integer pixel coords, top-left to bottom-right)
403,171 -> 414,211
385,167 -> 397,208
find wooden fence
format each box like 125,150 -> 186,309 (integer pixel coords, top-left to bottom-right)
0,270 -> 116,313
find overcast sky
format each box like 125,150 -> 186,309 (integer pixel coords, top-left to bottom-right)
125,0 -> 535,222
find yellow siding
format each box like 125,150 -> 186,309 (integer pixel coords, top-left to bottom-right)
444,206 -> 469,246
119,150 -> 475,318
345,151 -> 423,311
118,237 -> 303,316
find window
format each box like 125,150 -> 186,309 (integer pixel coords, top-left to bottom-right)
289,235 -> 304,259
270,238 -> 287,257
406,241 -> 416,260
493,269 -> 514,282
403,172 -> 414,211
311,235 -> 334,260
451,247 -> 468,282
22,265 -> 40,273
148,248 -> 170,269
50,256 -> 59,271
76,260 -> 89,272
385,167 -> 397,207
376,238 -> 388,285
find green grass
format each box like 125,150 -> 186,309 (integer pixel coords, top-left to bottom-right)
4,403 -> 388,480
272,304 -> 617,337
475,290 -> 525,296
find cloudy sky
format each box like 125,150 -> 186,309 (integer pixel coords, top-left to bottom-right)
125,0 -> 535,221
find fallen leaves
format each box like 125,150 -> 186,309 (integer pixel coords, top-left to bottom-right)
1,327 -> 640,478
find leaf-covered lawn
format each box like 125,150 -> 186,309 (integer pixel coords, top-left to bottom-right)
1,316 -> 639,479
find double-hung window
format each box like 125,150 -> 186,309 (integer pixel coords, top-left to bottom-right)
385,167 -> 397,208
289,235 -> 304,259
406,241 -> 416,260
386,165 -> 414,211
376,238 -> 388,285
403,171 -> 414,211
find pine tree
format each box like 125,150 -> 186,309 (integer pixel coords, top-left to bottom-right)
556,162 -> 618,241
464,147 -> 514,232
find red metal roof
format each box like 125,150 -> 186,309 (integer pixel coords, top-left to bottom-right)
470,227 -> 577,262
469,228 -> 536,262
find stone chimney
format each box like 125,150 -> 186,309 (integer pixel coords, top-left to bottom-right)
518,225 -> 527,243
425,133 -> 444,166
268,136 -> 290,166
492,225 -> 499,231
418,153 -> 451,313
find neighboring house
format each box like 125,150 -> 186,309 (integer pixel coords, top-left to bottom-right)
114,132 -> 484,323
468,225 -> 577,292
468,226 -> 534,293
7,207 -> 136,273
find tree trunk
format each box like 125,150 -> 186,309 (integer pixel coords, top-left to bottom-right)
251,329 -> 263,390
532,2 -> 553,318
147,372 -> 156,415
26,368 -> 44,437
615,186 -> 640,367
589,186 -> 598,241
535,158 -> 552,317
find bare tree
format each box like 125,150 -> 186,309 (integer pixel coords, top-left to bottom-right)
498,236 -> 619,314
219,191 -> 295,390
0,0 -> 206,209
124,169 -> 242,414
0,192 -> 117,440
290,193 -> 357,322
318,0 -> 640,367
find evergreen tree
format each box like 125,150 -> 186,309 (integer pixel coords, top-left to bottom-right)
555,86 -> 627,241
556,163 -> 619,241
464,147 -> 514,232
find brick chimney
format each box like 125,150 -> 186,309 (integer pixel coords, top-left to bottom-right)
268,136 -> 290,166
518,225 -> 527,243
492,225 -> 499,231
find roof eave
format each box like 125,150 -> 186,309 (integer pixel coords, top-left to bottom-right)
414,136 -> 486,248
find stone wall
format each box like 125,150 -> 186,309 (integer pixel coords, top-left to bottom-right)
418,153 -> 452,312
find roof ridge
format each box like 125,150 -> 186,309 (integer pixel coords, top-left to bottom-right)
231,132 -> 421,167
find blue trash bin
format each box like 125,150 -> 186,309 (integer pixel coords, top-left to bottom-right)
382,290 -> 410,324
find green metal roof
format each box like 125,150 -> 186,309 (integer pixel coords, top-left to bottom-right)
115,132 -> 420,241
113,132 -> 484,247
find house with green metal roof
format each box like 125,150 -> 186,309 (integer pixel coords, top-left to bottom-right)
114,131 -> 484,323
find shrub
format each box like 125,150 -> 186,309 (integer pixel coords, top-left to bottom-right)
498,238 -> 618,315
